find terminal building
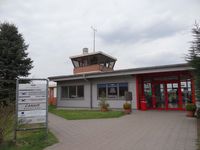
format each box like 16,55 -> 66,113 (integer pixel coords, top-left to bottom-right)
49,48 -> 195,110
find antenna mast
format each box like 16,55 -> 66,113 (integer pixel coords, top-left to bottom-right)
91,26 -> 97,52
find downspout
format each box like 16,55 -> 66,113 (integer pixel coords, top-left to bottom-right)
83,74 -> 93,109
90,81 -> 93,109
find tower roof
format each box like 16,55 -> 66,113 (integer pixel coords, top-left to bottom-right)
70,51 -> 117,63
70,51 -> 117,74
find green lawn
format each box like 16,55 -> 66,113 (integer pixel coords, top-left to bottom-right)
0,109 -> 58,150
0,130 -> 58,150
49,106 -> 125,120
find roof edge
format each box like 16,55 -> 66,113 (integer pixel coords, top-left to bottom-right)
69,51 -> 117,61
49,63 -> 193,81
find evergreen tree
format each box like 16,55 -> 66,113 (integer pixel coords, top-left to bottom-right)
187,22 -> 200,105
0,22 -> 33,103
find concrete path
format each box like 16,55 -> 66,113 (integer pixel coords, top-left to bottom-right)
45,111 -> 197,150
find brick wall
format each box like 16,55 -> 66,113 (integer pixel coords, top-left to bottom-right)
74,64 -> 113,74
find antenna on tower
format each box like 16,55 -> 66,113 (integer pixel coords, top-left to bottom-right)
91,26 -> 97,52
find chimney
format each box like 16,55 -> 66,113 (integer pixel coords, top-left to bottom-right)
83,48 -> 88,54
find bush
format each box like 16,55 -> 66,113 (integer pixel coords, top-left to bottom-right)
123,102 -> 131,110
0,102 -> 14,144
197,108 -> 200,119
98,98 -> 109,111
186,103 -> 196,111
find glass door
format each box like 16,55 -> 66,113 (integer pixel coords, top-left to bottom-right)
167,83 -> 179,109
144,82 -> 153,108
181,80 -> 192,108
153,82 -> 180,110
144,80 -> 182,110
154,83 -> 166,109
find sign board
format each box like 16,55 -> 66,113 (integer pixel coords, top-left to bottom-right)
14,78 -> 48,141
18,110 -> 46,118
16,79 -> 48,125
17,83 -> 47,125
19,84 -> 46,99
18,103 -> 46,111
18,116 -> 46,125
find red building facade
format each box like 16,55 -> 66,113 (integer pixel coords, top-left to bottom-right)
136,71 -> 194,110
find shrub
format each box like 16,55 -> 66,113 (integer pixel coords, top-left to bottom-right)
123,102 -> 131,110
197,108 -> 200,119
186,103 -> 196,111
98,98 -> 109,111
0,102 -> 14,144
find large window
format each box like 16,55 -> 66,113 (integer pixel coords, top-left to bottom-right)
61,86 -> 68,98
108,83 -> 118,98
181,79 -> 192,108
77,85 -> 84,97
97,83 -> 128,99
61,85 -> 84,99
98,84 -> 106,98
119,83 -> 128,98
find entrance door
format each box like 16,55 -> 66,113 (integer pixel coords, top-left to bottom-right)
154,83 -> 166,109
166,83 -> 179,109
153,82 -> 180,110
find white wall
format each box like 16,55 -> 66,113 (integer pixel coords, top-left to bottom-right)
56,75 -> 137,109
57,80 -> 91,108
91,76 -> 136,109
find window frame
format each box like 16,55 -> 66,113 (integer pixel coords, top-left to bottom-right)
119,83 -> 128,98
97,82 -> 129,100
60,85 -> 84,100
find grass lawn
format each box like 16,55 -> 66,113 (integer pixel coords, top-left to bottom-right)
49,106 -> 125,120
0,108 -> 58,150
0,130 -> 58,150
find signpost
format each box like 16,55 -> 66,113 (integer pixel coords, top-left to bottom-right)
14,78 -> 48,141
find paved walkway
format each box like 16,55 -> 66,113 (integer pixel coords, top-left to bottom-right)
45,111 -> 197,150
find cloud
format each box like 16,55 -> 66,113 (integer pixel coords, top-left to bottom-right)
99,18 -> 186,44
0,0 -> 199,78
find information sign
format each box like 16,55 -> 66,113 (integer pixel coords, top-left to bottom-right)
14,78 -> 48,141
17,83 -> 47,124
18,116 -> 46,125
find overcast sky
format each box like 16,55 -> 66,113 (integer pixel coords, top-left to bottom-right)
0,0 -> 199,78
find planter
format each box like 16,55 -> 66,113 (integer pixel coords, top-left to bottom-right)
186,111 -> 195,117
124,109 -> 132,114
101,108 -> 108,112
186,103 -> 196,117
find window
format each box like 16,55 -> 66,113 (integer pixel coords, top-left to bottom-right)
77,86 -> 84,97
108,83 -> 118,98
181,79 -> 192,107
97,82 -> 128,99
69,86 -> 76,98
119,83 -> 128,98
98,84 -> 106,98
72,60 -> 79,68
61,86 -> 68,98
61,85 -> 84,99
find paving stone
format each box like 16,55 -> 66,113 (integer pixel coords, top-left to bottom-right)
45,111 -> 197,150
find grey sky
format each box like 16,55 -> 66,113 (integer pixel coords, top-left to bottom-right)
0,0 -> 199,78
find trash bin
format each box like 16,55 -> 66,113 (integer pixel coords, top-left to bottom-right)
141,101 -> 147,111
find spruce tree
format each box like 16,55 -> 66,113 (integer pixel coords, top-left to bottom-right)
0,22 -> 33,104
187,22 -> 200,113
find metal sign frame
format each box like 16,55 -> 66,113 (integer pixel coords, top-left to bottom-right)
14,78 -> 49,141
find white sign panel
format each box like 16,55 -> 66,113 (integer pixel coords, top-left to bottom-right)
17,83 -> 47,125
18,98 -> 46,104
19,84 -> 46,99
18,116 -> 46,125
18,102 -> 46,111
18,110 -> 46,118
